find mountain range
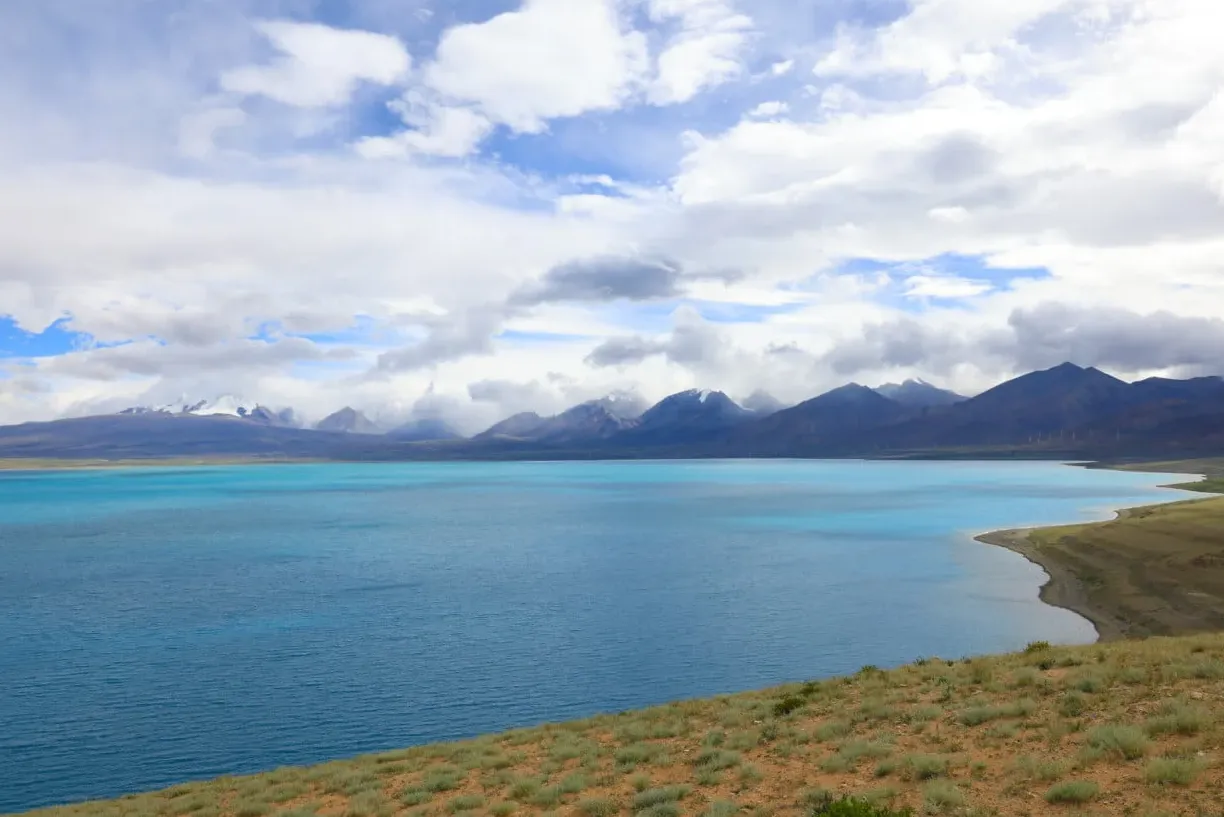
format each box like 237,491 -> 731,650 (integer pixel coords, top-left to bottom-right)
1,365 -> 1221,461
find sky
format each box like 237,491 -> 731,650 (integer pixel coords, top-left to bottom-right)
2,0 -> 1224,431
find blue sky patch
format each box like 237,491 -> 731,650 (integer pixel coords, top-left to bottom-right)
0,316 -> 92,359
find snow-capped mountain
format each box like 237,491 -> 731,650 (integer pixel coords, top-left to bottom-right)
620,389 -> 753,443
120,395 -> 299,426
873,379 -> 966,408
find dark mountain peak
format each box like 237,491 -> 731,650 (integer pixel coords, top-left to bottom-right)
387,417 -> 462,442
875,378 -> 966,408
976,362 -> 1127,402
811,383 -> 893,405
315,407 -> 380,435
641,389 -> 747,419
475,411 -> 547,440
741,390 -> 787,416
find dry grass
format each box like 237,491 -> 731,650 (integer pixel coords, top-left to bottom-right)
1015,492 -> 1224,638
14,633 -> 1224,817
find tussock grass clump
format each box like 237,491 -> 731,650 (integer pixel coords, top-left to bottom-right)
1145,757 -> 1205,786
575,798 -> 618,817
632,786 -> 689,811
1145,701 -> 1212,737
615,743 -> 668,770
703,800 -> 739,817
904,754 -> 949,781
1085,724 -> 1149,761
921,781 -> 964,812
813,720 -> 852,742
447,795 -> 485,812
957,698 -> 1035,726
1014,755 -> 1066,782
1044,780 -> 1099,804
810,796 -> 915,816
694,748 -> 742,771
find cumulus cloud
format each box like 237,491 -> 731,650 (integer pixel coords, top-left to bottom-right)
420,0 -> 649,133
584,306 -> 726,368
648,0 -> 754,104
221,20 -> 411,107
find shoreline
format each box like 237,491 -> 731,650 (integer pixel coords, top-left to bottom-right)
975,461 -> 1224,643
975,523 -> 1127,642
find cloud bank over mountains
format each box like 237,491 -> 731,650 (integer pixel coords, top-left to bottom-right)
2,0 -> 1223,431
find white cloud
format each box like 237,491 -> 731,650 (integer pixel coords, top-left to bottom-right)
221,20 -> 411,107
747,100 -> 788,118
421,0 -> 649,133
357,92 -> 493,158
647,0 -> 754,104
815,0 -> 1076,83
903,274 -> 993,299
770,59 -> 794,76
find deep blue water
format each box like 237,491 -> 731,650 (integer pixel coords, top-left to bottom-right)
0,460 -> 1195,812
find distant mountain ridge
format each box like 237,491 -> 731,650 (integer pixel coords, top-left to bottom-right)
6,365 -> 1224,461
874,379 -> 965,408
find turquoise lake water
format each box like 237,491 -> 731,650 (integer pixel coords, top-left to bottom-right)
0,460 -> 1195,812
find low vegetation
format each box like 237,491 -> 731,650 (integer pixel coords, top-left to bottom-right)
15,633 -> 1224,817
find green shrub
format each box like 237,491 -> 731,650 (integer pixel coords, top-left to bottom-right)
704,800 -> 739,817
1086,724 -> 1149,760
1015,756 -> 1065,782
694,748 -> 742,771
1044,780 -> 1099,803
1025,641 -> 1052,653
636,805 -> 679,817
906,754 -> 949,780
958,699 -> 1035,726
1146,702 -> 1212,737
1058,692 -> 1087,717
448,795 -> 485,812
507,777 -> 543,801
615,743 -> 668,770
922,781 -> 964,812
576,797 -> 619,817
799,789 -> 834,811
489,802 -> 517,817
421,768 -> 464,793
810,796 -> 915,816
400,789 -> 433,806
773,695 -> 806,717
529,786 -> 565,808
1145,758 -> 1204,786
632,786 -> 690,811
814,720 -> 851,742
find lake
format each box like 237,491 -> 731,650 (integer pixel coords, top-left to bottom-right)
0,460 -> 1193,812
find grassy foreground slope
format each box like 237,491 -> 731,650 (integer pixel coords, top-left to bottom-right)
17,635 -> 1224,817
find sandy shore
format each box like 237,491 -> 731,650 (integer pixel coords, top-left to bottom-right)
977,462 -> 1224,642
